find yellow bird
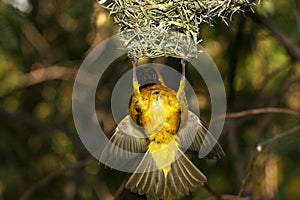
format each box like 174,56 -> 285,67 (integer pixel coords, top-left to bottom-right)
101,58 -> 225,199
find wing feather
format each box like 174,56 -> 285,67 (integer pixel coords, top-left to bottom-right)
99,115 -> 147,168
178,111 -> 225,159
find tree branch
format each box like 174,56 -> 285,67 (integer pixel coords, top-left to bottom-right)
1,65 -> 78,99
249,12 -> 300,61
113,180 -> 126,200
19,65 -> 78,88
226,107 -> 300,118
237,152 -> 258,197
213,107 -> 300,122
257,125 -> 300,150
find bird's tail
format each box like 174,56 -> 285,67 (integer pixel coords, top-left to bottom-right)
125,147 -> 207,200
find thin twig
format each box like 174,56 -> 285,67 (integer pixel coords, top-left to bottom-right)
113,180 -> 126,200
226,107 -> 300,118
20,159 -> 90,200
213,107 -> 300,122
113,174 -> 130,200
237,152 -> 258,197
257,125 -> 300,149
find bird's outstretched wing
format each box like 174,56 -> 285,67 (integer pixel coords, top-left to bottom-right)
178,111 -> 225,159
99,115 -> 148,168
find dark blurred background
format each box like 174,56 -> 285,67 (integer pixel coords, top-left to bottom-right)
0,0 -> 300,199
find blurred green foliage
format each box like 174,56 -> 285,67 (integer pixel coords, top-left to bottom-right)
0,0 -> 300,200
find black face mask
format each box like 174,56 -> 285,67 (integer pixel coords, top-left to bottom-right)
136,66 -> 161,87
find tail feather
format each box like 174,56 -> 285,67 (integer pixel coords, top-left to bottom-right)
169,164 -> 189,196
125,152 -> 157,194
165,151 -> 207,198
140,170 -> 152,195
126,149 -> 207,199
176,154 -> 206,189
169,156 -> 193,196
155,170 -> 164,197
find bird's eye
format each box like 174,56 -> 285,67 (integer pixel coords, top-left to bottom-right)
135,107 -> 141,113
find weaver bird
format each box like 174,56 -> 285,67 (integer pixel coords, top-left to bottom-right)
101,58 -> 225,199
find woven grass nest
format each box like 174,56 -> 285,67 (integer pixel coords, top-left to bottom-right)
99,0 -> 260,58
